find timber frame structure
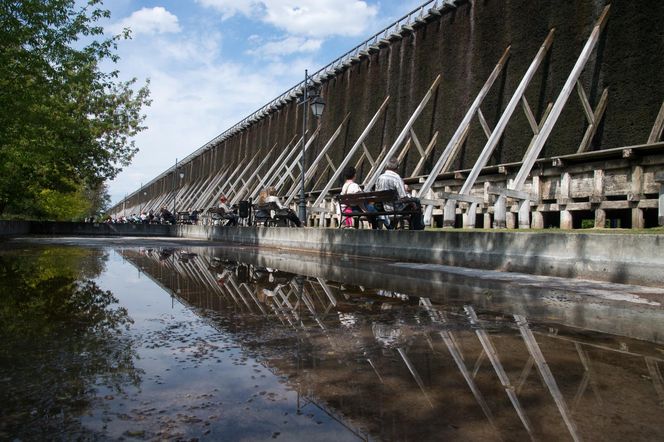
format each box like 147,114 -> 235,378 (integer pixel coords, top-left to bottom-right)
109,0 -> 664,230
120,247 -> 664,440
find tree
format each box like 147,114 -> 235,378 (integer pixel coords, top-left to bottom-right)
0,0 -> 151,217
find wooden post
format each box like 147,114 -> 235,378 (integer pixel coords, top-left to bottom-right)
632,208 -> 645,229
494,195 -> 506,228
532,211 -> 544,229
659,188 -> 664,226
443,199 -> 456,228
560,210 -> 573,230
464,202 -> 478,229
594,208 -> 606,228
518,199 -> 531,229
483,212 -> 492,229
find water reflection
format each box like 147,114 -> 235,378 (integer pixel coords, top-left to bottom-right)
0,246 -> 139,440
119,246 -> 664,441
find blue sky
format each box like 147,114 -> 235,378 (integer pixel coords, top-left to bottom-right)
102,0 -> 426,204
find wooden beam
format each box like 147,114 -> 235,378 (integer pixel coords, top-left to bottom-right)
510,6 -> 610,191
311,96 -> 391,209
365,74 -> 442,190
648,101 -> 664,144
577,88 -> 609,153
419,46 -> 512,199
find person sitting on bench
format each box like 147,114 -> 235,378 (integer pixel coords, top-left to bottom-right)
218,196 -> 238,226
374,156 -> 425,230
340,166 -> 384,229
258,187 -> 303,227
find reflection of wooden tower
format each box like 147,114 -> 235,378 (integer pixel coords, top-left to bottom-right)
121,248 -> 664,441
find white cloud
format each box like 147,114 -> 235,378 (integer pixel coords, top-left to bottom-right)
110,7 -> 181,36
199,0 -> 377,37
196,0 -> 259,19
263,0 -> 377,37
248,36 -> 322,58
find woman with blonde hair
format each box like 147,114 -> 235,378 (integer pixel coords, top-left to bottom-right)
257,187 -> 302,227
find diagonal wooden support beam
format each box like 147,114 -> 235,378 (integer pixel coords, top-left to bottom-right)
365,75 -> 442,190
511,7 -> 610,191
515,314 -> 581,442
311,96 -> 390,210
249,134 -> 300,201
231,142 -> 279,204
491,8 -> 610,229
438,30 -> 554,226
284,113 -> 351,205
577,87 -> 609,153
418,46 -> 512,224
647,100 -> 664,144
465,306 -> 537,438
273,126 -> 321,194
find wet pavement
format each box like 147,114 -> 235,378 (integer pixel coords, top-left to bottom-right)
1,237 -> 663,441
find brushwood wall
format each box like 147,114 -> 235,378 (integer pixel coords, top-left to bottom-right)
116,0 -> 663,212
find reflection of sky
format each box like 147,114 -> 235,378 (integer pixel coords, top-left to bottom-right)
93,251 -> 362,441
7,239 -> 662,441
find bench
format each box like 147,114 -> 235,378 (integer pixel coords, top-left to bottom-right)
253,202 -> 294,227
337,189 -> 420,229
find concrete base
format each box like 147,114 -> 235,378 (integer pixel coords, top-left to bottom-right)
178,225 -> 664,288
2,221 -> 663,287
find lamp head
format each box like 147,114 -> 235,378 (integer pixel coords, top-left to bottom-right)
310,95 -> 325,118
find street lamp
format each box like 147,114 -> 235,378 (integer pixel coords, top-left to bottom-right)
299,70 -> 325,224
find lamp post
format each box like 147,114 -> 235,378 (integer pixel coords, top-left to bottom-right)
174,170 -> 184,216
299,70 -> 325,224
172,158 -> 178,216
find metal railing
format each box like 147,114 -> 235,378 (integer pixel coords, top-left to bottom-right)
114,0 -> 458,208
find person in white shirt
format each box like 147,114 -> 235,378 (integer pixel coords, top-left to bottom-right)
340,166 -> 384,229
374,156 -> 424,230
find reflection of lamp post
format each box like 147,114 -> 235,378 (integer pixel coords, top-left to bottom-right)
299,70 -> 325,224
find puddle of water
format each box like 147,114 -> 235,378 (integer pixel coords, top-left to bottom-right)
1,239 -> 663,441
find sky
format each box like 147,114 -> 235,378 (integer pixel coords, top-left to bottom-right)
100,0 -> 427,204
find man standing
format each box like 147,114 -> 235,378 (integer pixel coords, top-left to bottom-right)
375,157 -> 424,230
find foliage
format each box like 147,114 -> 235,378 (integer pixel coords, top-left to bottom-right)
0,246 -> 139,439
0,0 -> 151,217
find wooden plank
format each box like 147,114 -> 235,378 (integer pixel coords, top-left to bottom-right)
487,186 -> 538,201
577,88 -> 609,153
458,30 -> 555,197
311,96 -> 391,209
476,108 -> 493,139
522,96 -> 539,134
419,46 -> 512,199
421,193 -> 483,204
365,74 -> 442,190
510,6 -> 610,191
284,113 -> 351,205
412,131 -> 439,177
647,101 -> 664,144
